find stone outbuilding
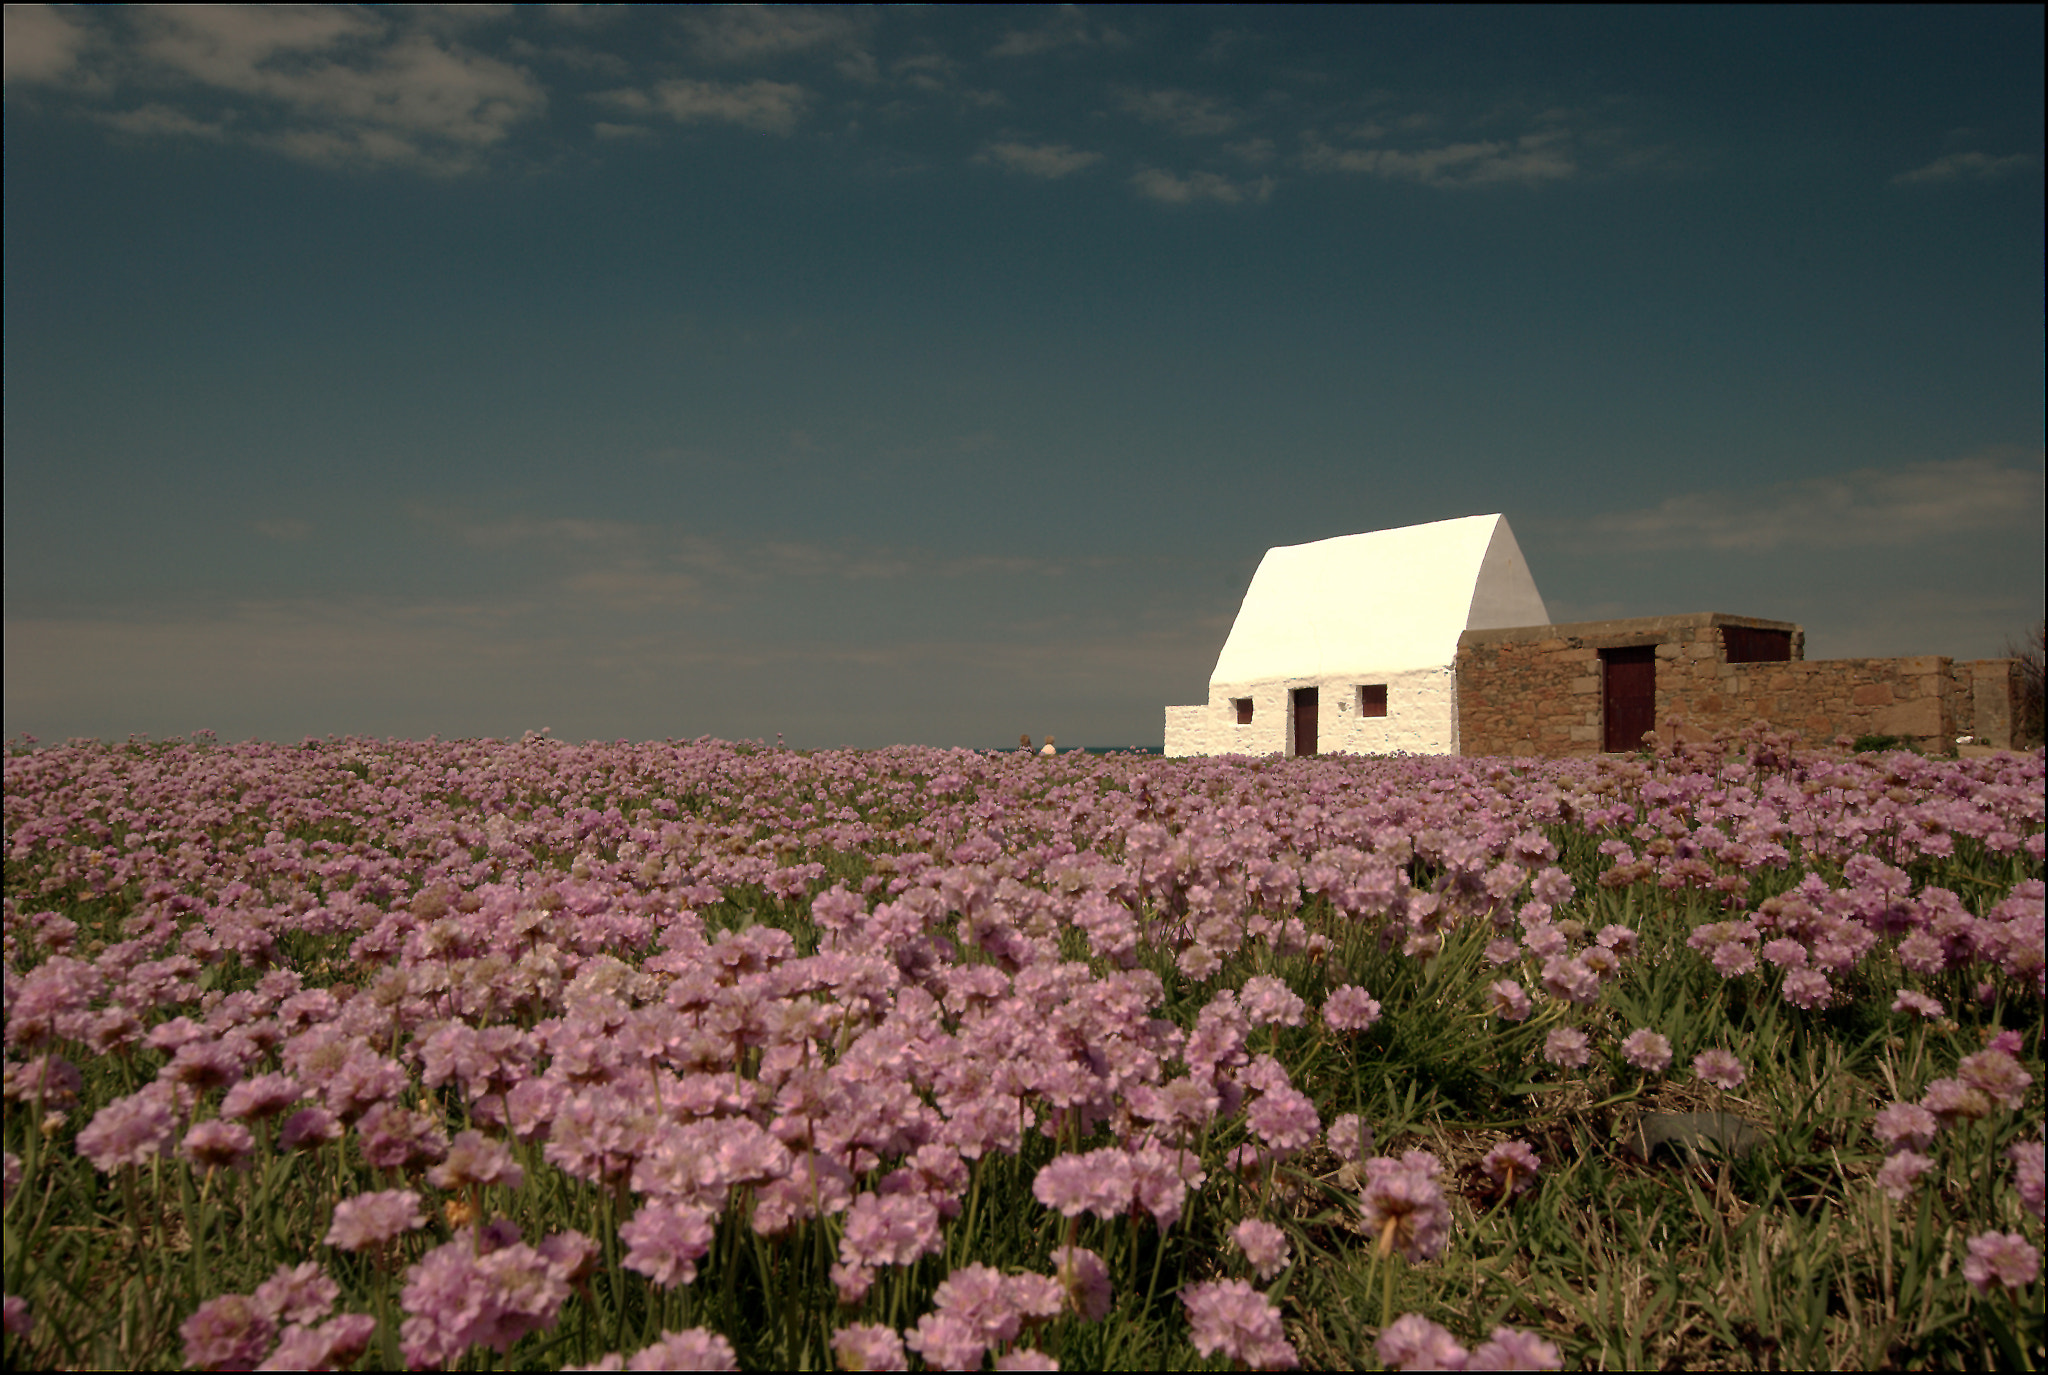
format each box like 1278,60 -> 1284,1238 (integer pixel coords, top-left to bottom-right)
1165,516 -> 2024,758
1163,514 -> 1549,757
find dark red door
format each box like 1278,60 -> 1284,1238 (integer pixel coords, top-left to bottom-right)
1601,647 -> 1656,752
1292,687 -> 1318,757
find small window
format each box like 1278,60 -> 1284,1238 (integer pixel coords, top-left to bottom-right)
1232,698 -> 1254,725
1357,684 -> 1388,717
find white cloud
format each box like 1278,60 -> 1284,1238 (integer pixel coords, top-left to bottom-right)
1119,88 -> 1238,137
1299,129 -> 1576,187
1578,450 -> 2046,553
989,5 -> 1126,58
70,7 -> 551,172
680,7 -> 862,64
3,4 -> 90,84
596,78 -> 808,135
1131,167 -> 1274,205
978,140 -> 1103,179
1891,150 -> 2038,186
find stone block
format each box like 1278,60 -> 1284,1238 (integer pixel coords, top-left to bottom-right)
1852,683 -> 1895,707
1874,699 -> 1941,736
1570,676 -> 1599,694
1569,724 -> 1599,742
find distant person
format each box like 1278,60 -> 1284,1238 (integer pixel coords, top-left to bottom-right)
1039,735 -> 1056,756
1020,734 -> 1034,752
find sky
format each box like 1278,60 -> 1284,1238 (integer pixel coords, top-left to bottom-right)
5,5 -> 2043,750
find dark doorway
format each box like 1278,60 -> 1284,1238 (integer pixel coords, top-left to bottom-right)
1601,647 -> 1656,752
1291,687 -> 1319,757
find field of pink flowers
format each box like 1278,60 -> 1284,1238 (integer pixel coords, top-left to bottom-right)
3,729 -> 2042,1370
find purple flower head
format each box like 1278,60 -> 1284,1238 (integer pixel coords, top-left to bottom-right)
1921,1077 -> 1993,1127
222,1073 -> 303,1121
2012,1138 -> 2045,1221
832,1322 -> 908,1371
325,1189 -> 426,1252
1376,1313 -> 1468,1371
1781,967 -> 1832,1011
254,1262 -> 339,1326
1327,1113 -> 1375,1165
258,1312 -> 377,1372
1480,1141 -> 1541,1197
427,1130 -> 525,1192
1487,980 -> 1533,1022
1239,975 -> 1306,1028
1232,1217 -> 1292,1281
1051,1245 -> 1112,1322
1957,1049 -> 2032,1112
1182,1278 -> 1299,1370
1543,1028 -> 1592,1070
1323,985 -> 1383,1033
181,1294 -> 277,1372
1962,1231 -> 2040,1293
623,1329 -> 738,1372
76,1083 -> 179,1173
184,1119 -> 256,1173
1890,990 -> 1945,1020
1247,1085 -> 1321,1155
621,1202 -> 716,1289
1359,1151 -> 1452,1263
1876,1150 -> 1936,1202
1692,1049 -> 1746,1091
1470,1326 -> 1564,1371
1871,1101 -> 1938,1153
1620,1030 -> 1673,1074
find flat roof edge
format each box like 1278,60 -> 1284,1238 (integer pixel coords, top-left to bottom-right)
1458,612 -> 1801,648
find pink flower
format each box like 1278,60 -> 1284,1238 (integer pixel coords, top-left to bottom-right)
1921,1077 -> 1993,1126
1322,985 -> 1383,1032
838,1191 -> 943,1272
623,1330 -> 738,1371
1247,1086 -> 1321,1155
1542,1028 -> 1591,1070
257,1313 -> 376,1372
1359,1152 -> 1451,1263
1376,1313 -> 1468,1370
181,1294 -> 277,1372
1781,967 -> 1832,1010
222,1073 -> 303,1121
1957,1049 -> 2032,1111
1962,1231 -> 2040,1293
832,1322 -> 908,1371
76,1084 -> 178,1173
1876,1150 -> 1935,1201
254,1263 -> 339,1326
1486,980 -> 1532,1022
325,1189 -> 425,1251
1691,1049 -> 1746,1091
1051,1246 -> 1112,1322
1871,1101 -> 1938,1153
2012,1138 -> 2045,1221
1239,975 -> 1306,1028
280,1106 -> 343,1152
427,1130 -> 525,1192
1469,1326 -> 1563,1371
620,1202 -> 716,1289
1892,991 -> 1941,1020
1182,1278 -> 1299,1370
1480,1141 -> 1541,1197
1620,1030 -> 1672,1074
183,1119 -> 256,1173
1326,1113 -> 1375,1164
1232,1218 -> 1292,1280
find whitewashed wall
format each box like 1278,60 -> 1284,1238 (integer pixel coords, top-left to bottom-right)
1164,665 -> 1457,756
1164,514 -> 1545,758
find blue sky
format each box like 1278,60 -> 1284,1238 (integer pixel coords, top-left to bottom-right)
5,5 -> 2042,748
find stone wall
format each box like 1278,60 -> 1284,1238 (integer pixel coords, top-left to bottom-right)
1164,664 -> 1460,757
1454,613 -> 2016,756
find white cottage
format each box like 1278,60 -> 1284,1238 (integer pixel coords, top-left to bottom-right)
1164,514 -> 1548,757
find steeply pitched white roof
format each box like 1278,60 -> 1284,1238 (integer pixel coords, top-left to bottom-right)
1209,514 -> 1548,684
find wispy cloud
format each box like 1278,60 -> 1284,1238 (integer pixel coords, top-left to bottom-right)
594,78 -> 808,135
1891,150 -> 2038,186
1131,167 -> 1275,205
1299,128 -> 1576,187
1119,88 -> 1239,137
679,7 -> 865,65
988,6 -> 1127,59
1576,450 -> 2045,553
2,4 -> 90,85
978,140 -> 1103,178
17,7 -> 547,173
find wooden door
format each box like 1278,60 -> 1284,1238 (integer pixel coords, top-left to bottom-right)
1601,647 -> 1656,752
1292,687 -> 1318,757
